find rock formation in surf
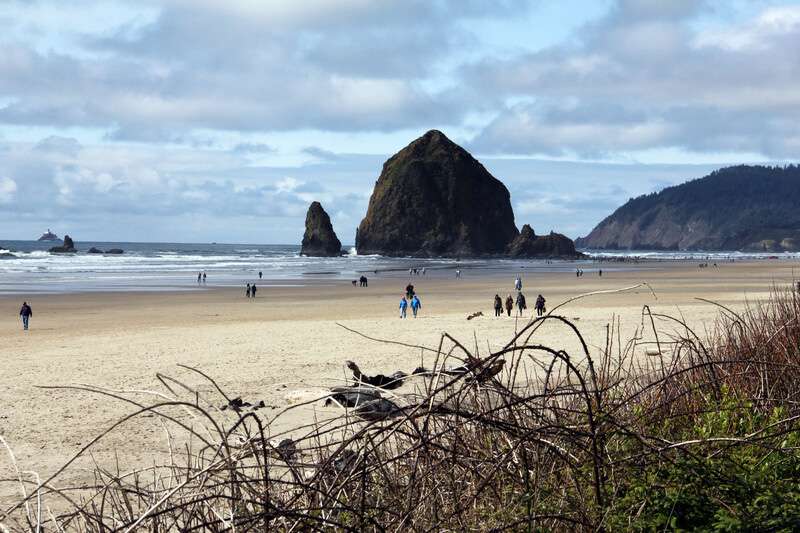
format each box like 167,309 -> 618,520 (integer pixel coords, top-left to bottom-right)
506,225 -> 583,259
301,201 -> 345,257
49,235 -> 76,253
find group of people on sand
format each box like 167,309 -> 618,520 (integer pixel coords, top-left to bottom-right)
400,282 -> 422,318
494,278 -> 546,317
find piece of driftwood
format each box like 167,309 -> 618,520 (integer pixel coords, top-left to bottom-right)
346,360 -> 407,390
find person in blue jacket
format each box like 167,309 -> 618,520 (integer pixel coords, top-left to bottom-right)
410,295 -> 421,317
399,296 -> 408,318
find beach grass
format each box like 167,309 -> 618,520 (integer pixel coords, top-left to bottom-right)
3,286 -> 800,531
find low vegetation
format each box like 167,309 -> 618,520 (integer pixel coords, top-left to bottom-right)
3,287 -> 800,531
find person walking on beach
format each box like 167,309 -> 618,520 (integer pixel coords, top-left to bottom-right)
406,283 -> 414,299
410,294 -> 421,318
516,292 -> 527,316
505,294 -> 514,316
399,297 -> 408,318
515,277 -> 522,291
203,272 -> 207,282
19,301 -> 32,330
535,294 -> 546,316
251,283 -> 257,297
198,272 -> 202,282
494,294 -> 502,317
259,271 -> 262,279
246,283 -> 251,298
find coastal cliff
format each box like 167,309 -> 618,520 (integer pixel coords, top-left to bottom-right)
575,165 -> 800,251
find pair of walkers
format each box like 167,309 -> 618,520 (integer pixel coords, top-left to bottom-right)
400,294 -> 421,318
245,283 -> 258,298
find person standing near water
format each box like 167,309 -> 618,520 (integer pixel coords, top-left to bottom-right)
505,295 -> 514,316
19,301 -> 32,330
246,283 -> 251,298
399,297 -> 408,318
494,294 -> 502,316
251,283 -> 257,298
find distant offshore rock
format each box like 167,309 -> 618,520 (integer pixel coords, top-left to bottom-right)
300,201 -> 345,257
88,247 -> 124,254
356,130 -> 518,257
49,235 -> 76,253
38,229 -> 60,242
506,225 -> 583,259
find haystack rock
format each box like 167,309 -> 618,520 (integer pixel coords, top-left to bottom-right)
356,130 -> 518,257
300,202 -> 345,257
49,235 -> 76,253
506,225 -> 583,259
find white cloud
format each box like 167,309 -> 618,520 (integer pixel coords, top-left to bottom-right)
0,176 -> 17,203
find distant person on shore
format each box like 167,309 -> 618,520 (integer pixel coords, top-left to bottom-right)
456,269 -> 461,278
505,294 -> 514,316
494,294 -> 502,316
203,272 -> 207,282
246,283 -> 251,298
515,277 -> 522,291
535,294 -> 546,316
598,269 -> 602,277
410,295 -> 421,317
259,271 -> 262,279
399,297 -> 408,318
516,292 -> 527,316
19,301 -> 32,330
198,272 -> 202,282
406,283 -> 414,298
251,283 -> 257,297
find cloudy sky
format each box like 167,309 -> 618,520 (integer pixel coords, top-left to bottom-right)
1,0 -> 798,244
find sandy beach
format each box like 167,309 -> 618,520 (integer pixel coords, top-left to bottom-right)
2,259 -> 800,508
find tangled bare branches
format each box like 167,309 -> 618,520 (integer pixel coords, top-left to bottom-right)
4,286 -> 800,531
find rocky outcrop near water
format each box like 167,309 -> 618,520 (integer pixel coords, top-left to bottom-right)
575,165 -> 800,251
49,235 -> 76,253
506,225 -> 583,259
301,202 -> 345,257
355,130 -> 519,257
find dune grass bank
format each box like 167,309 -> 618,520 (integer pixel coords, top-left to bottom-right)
3,287 -> 800,531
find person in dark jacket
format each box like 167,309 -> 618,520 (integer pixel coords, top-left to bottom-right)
516,292 -> 527,316
505,295 -> 514,317
535,294 -> 546,316
494,294 -> 502,317
19,301 -> 32,330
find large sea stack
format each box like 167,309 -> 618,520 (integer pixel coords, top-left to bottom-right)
356,130 -> 518,257
301,202 -> 344,257
49,235 -> 76,253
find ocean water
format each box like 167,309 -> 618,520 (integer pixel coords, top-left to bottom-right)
0,239 -> 797,297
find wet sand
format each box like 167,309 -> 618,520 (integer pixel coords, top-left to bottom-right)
1,259 -> 799,508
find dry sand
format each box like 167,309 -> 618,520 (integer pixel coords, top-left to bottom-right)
1,259 -> 799,508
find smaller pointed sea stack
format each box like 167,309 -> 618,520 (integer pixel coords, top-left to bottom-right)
506,225 -> 582,259
49,235 -> 76,253
301,202 -> 345,257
